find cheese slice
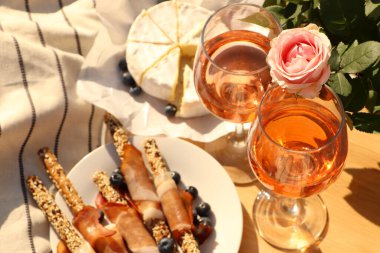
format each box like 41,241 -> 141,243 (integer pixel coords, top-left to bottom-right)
126,1 -> 212,118
147,1 -> 178,43
177,64 -> 208,117
141,47 -> 180,101
127,10 -> 172,44
126,42 -> 173,84
178,3 -> 211,44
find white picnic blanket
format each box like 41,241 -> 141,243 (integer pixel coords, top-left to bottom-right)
0,0 -> 262,252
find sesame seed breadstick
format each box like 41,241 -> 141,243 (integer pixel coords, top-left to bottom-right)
38,147 -> 84,215
144,138 -> 200,253
104,113 -> 129,160
27,176 -> 95,253
104,113 -> 176,244
92,171 -> 172,244
92,171 -> 129,205
143,138 -> 169,176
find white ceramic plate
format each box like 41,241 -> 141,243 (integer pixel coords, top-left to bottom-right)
50,136 -> 243,253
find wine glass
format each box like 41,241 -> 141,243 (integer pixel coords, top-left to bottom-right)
247,85 -> 348,250
193,1 -> 282,184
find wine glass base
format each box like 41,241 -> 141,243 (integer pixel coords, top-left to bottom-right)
203,131 -> 256,185
253,191 -> 328,251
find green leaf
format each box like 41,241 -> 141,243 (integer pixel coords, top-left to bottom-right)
320,0 -> 366,37
240,13 -> 271,28
313,0 -> 320,9
337,42 -> 349,55
287,0 -> 312,3
341,76 -> 368,112
266,6 -> 287,27
340,41 -> 380,73
328,72 -> 352,96
365,0 -> 380,20
263,0 -> 279,7
284,3 -> 298,18
329,47 -> 341,71
366,89 -> 378,112
351,112 -> 380,133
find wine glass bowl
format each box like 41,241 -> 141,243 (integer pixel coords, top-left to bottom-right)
247,85 -> 348,250
194,3 -> 281,123
193,2 -> 281,184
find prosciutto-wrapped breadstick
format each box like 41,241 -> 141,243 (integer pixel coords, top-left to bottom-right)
104,113 -> 172,244
93,171 -> 159,253
27,176 -> 95,253
38,148 -> 129,253
144,138 -> 200,253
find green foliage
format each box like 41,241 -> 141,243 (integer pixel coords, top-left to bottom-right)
264,0 -> 380,133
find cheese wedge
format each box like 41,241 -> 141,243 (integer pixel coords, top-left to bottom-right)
177,64 -> 208,117
126,1 -> 212,118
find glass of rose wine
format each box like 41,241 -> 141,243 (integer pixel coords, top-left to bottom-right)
193,1 -> 282,184
247,85 -> 348,250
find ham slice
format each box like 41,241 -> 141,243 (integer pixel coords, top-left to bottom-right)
103,204 -> 159,253
73,205 -> 128,253
121,144 -> 164,223
154,173 -> 192,240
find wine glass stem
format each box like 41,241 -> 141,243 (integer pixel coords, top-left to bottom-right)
229,123 -> 247,149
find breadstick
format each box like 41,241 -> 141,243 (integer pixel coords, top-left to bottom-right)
38,148 -> 128,253
27,176 -> 95,253
38,147 -> 84,215
104,113 -> 173,245
144,138 -> 200,253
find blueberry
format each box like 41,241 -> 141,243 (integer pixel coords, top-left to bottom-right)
110,170 -> 125,188
158,237 -> 175,253
198,216 -> 212,227
122,72 -> 136,87
164,104 -> 177,117
129,86 -> 142,96
196,202 -> 211,217
195,217 -> 213,244
170,171 -> 181,184
185,186 -> 198,199
118,58 -> 128,72
192,209 -> 200,226
98,210 -> 105,223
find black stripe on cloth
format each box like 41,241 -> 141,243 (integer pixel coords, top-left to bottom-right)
0,124 -> 2,138
52,50 -> 69,157
25,0 -> 46,46
58,0 -> 97,152
25,0 -> 69,161
88,104 -> 95,152
24,0 -> 32,20
13,36 -> 37,253
58,0 -> 82,56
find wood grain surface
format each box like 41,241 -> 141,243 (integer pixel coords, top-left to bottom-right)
189,128 -> 380,253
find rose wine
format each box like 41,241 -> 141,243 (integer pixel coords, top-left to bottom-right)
248,98 -> 348,198
194,30 -> 272,123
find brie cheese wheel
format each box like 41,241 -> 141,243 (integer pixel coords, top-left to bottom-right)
126,1 -> 211,118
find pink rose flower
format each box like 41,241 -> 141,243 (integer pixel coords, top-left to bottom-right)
267,24 -> 331,98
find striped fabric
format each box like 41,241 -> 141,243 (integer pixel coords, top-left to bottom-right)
0,0 -> 105,252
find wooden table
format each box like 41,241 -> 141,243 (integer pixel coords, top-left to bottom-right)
191,129 -> 380,253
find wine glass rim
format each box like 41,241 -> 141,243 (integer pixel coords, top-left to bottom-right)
256,85 -> 347,154
200,2 -> 277,76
